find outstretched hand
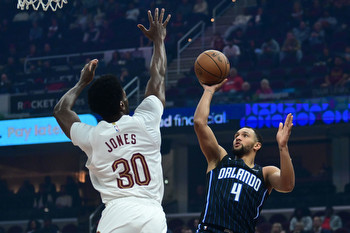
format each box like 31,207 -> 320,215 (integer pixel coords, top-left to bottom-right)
276,113 -> 293,148
200,79 -> 228,94
79,59 -> 98,85
138,8 -> 171,42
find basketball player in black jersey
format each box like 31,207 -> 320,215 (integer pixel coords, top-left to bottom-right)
193,79 -> 295,233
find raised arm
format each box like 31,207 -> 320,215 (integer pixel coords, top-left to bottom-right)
193,80 -> 227,172
264,113 -> 295,193
138,8 -> 171,107
53,59 -> 98,139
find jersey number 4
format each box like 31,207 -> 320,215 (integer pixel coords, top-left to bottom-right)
112,153 -> 151,189
231,183 -> 242,201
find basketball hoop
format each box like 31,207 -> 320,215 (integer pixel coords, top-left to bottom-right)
17,0 -> 68,11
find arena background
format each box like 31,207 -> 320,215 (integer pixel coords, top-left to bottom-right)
0,0 -> 350,232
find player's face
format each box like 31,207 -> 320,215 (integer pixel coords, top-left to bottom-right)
232,128 -> 257,157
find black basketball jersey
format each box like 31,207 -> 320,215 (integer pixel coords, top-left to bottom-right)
198,155 -> 269,233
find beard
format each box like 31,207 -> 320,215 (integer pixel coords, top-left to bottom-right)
232,144 -> 253,157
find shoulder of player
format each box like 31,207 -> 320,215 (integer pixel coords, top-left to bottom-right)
72,121 -> 95,131
262,166 -> 280,192
263,165 -> 279,172
143,95 -> 163,105
135,95 -> 163,112
206,146 -> 227,172
262,166 -> 280,178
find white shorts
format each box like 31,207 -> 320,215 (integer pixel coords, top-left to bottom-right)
96,196 -> 167,233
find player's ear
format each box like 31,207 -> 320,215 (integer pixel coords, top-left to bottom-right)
254,142 -> 262,151
120,101 -> 125,111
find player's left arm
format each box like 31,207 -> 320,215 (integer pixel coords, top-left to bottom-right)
53,59 -> 98,139
138,8 -> 171,107
264,113 -> 295,193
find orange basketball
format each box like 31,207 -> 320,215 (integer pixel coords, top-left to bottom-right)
194,50 -> 230,85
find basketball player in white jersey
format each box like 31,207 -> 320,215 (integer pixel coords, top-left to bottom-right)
53,8 -> 171,233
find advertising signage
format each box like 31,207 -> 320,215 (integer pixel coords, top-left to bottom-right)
0,114 -> 97,146
10,92 -> 89,115
1,96 -> 349,146
160,104 -> 244,128
159,96 -> 350,131
240,97 -> 350,128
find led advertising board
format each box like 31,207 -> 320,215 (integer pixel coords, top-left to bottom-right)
0,114 -> 97,146
240,98 -> 350,128
1,96 -> 349,146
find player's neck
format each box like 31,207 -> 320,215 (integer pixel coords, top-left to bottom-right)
103,113 -> 125,123
240,154 -> 255,168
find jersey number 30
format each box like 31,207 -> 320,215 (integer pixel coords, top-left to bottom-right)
231,183 -> 242,201
112,153 -> 151,189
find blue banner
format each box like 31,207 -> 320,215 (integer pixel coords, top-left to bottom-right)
0,114 -> 97,146
240,97 -> 350,128
160,104 -> 244,128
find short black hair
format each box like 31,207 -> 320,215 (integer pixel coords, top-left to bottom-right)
88,74 -> 123,119
242,126 -> 263,145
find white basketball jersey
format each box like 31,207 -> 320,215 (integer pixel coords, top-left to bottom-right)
71,95 -> 164,204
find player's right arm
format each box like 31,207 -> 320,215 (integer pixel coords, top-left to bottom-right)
138,8 -> 171,107
194,80 -> 227,172
264,113 -> 295,193
53,59 -> 98,139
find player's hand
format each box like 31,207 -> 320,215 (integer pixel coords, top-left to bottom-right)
79,59 -> 98,85
200,78 -> 227,93
276,113 -> 293,148
137,8 -> 171,42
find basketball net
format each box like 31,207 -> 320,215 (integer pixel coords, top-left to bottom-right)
17,0 -> 68,11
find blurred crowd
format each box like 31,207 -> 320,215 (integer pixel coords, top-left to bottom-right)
0,0 -> 349,105
1,1 -> 350,232
0,0 -> 215,95
166,205 -> 350,233
2,179 -> 350,233
1,166 -> 350,232
0,176 -> 81,220
0,175 -> 84,232
167,0 -> 350,106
